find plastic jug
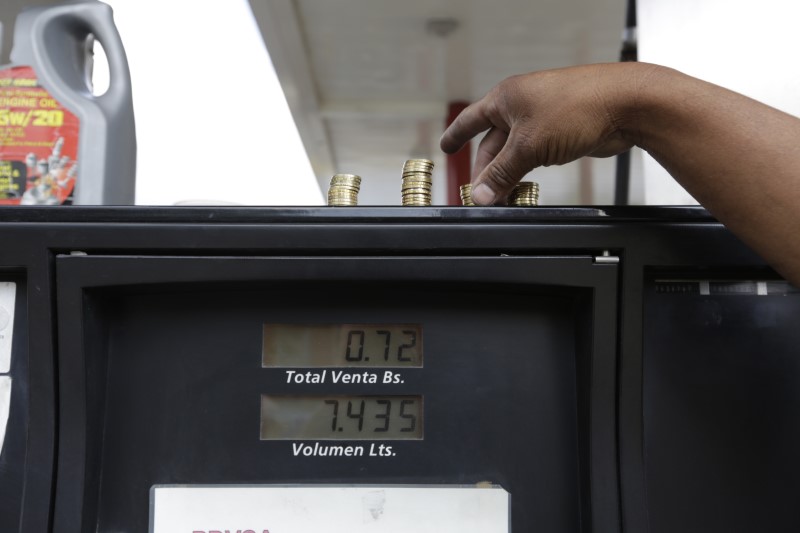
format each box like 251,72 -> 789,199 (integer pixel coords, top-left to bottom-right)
0,1 -> 135,205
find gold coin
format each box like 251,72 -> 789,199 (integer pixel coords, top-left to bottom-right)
401,159 -> 434,205
508,182 -> 539,206
403,158 -> 434,168
330,178 -> 361,185
402,168 -> 433,176
331,173 -> 361,183
402,172 -> 433,177
328,196 -> 359,202
460,184 -> 475,206
509,197 -> 538,206
402,196 -> 431,203
330,183 -> 360,191
402,168 -> 433,175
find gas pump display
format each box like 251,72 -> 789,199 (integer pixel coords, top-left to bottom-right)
3,206 -> 798,532
263,324 -> 423,367
261,324 -> 425,440
47,253 -> 613,533
260,395 -> 423,440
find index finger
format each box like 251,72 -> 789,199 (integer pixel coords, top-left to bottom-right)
439,97 -> 493,154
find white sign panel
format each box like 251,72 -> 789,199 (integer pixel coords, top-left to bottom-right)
151,485 -> 509,533
0,376 -> 11,457
0,282 -> 16,373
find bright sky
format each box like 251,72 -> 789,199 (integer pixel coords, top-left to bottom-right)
101,0 -> 323,205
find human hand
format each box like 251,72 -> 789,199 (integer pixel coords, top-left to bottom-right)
440,63 -> 654,205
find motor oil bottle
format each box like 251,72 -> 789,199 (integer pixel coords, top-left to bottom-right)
0,1 -> 135,205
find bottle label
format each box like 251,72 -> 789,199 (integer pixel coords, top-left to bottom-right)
0,65 -> 80,205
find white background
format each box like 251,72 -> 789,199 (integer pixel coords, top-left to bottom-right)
103,0 -> 324,206
638,0 -> 800,204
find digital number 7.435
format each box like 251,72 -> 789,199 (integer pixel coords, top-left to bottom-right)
324,397 -> 421,438
260,395 -> 423,440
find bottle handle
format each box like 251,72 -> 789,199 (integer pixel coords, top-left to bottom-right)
29,1 -> 132,115
80,2 -> 131,111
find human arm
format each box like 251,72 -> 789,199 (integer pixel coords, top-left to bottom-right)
440,62 -> 800,285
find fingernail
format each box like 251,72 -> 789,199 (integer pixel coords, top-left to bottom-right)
473,183 -> 496,205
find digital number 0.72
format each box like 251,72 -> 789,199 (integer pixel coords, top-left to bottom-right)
344,329 -> 417,362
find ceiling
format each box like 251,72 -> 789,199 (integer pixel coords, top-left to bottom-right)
248,0 -> 627,204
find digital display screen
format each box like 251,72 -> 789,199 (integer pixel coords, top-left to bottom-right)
260,395 -> 423,440
262,324 -> 422,367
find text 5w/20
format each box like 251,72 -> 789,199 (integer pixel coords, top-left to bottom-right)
0,109 -> 64,127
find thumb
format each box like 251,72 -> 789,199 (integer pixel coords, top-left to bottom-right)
472,132 -> 536,205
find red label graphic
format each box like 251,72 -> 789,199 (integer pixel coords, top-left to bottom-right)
0,65 -> 79,205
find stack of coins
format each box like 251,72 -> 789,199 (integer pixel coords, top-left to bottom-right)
401,159 -> 434,206
509,181 -> 540,206
327,173 -> 361,206
459,184 -> 475,206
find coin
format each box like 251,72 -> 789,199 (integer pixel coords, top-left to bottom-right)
508,181 -> 540,206
328,173 -> 362,206
400,159 -> 434,206
401,179 -> 432,187
403,159 -> 433,169
460,184 -> 475,206
402,187 -> 432,195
